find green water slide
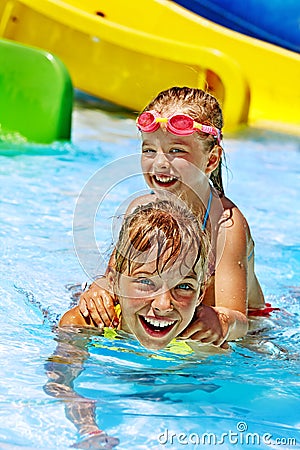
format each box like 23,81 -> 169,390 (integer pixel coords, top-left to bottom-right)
0,38 -> 73,143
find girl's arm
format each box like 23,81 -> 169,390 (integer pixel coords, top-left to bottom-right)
77,275 -> 118,328
180,303 -> 248,347
214,204 -> 249,314
209,204 -> 250,342
181,205 -> 250,346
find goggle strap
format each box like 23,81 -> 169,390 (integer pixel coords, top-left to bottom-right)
195,123 -> 220,141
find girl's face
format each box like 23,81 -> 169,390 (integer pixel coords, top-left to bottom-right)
113,245 -> 203,350
141,128 -> 218,196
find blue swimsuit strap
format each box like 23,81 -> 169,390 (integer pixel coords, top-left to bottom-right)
202,190 -> 212,231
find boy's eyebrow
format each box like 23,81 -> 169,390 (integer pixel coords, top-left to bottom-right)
185,273 -> 198,279
130,269 -> 157,277
165,270 -> 199,282
181,274 -> 198,282
130,270 -> 197,278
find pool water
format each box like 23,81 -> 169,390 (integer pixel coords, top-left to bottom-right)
0,96 -> 299,449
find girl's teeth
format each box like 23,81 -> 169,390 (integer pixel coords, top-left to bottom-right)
155,175 -> 176,183
143,316 -> 175,328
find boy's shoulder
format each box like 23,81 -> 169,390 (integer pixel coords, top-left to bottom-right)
59,306 -> 86,327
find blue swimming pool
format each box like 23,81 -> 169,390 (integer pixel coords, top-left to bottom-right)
0,96 -> 299,449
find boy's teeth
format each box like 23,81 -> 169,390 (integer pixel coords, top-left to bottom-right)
143,316 -> 175,328
155,175 -> 176,183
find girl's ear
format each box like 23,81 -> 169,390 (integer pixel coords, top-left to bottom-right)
205,145 -> 222,175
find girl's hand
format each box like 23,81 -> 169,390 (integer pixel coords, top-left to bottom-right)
78,279 -> 118,329
180,304 -> 230,348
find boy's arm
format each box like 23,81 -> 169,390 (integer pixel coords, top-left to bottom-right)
59,305 -> 97,328
44,333 -> 119,447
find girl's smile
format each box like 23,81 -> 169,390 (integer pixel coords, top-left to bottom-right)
141,128 -> 214,195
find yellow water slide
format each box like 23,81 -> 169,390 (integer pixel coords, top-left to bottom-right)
1,0 -> 299,134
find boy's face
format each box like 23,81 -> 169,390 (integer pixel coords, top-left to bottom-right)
141,128 -> 213,196
115,245 -> 203,350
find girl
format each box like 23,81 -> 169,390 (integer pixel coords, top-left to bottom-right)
78,87 -> 266,345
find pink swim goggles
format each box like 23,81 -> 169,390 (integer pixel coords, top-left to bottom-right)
136,110 -> 221,143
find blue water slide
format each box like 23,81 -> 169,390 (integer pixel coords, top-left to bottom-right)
173,0 -> 300,53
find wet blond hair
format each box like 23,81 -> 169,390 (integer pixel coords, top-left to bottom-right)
114,198 -> 209,290
142,86 -> 225,195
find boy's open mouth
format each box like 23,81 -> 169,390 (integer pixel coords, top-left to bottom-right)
153,174 -> 178,188
139,315 -> 177,337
